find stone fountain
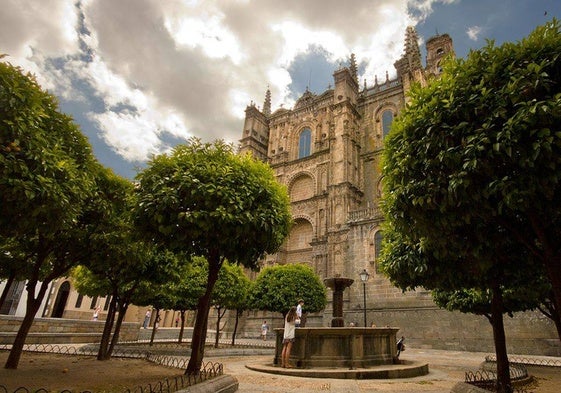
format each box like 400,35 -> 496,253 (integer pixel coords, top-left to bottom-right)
260,276 -> 429,378
324,276 -> 354,327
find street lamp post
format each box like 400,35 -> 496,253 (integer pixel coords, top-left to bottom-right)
359,269 -> 370,327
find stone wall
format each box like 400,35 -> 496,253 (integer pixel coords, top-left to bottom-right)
345,307 -> 561,357
0,315 -> 139,344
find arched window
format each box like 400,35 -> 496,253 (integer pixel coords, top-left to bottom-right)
298,128 -> 312,158
382,110 -> 393,138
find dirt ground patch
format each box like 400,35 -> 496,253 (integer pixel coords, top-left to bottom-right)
0,352 -> 183,392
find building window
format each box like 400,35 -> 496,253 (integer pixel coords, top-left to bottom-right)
75,294 -> 83,308
298,128 -> 312,158
381,110 -> 393,138
90,296 -> 98,309
374,231 -> 384,272
103,296 -> 111,311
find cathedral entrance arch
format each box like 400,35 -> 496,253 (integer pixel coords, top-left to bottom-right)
51,281 -> 70,318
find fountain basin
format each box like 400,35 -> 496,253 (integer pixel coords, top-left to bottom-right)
275,327 -> 400,368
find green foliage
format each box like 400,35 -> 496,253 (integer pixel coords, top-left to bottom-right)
381,19 -> 561,297
167,256 -> 207,312
212,261 -> 251,310
133,138 -> 292,269
432,270 -> 551,318
0,59 -> 96,238
250,263 -> 327,316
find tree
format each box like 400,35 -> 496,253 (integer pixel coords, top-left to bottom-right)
380,20 -> 561,393
133,138 -> 292,374
210,261 -> 251,348
250,263 -> 327,319
0,58 -> 100,369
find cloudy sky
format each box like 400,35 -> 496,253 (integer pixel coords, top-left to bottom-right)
1,0 -> 559,179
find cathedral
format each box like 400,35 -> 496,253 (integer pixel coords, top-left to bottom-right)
238,27 -> 560,356
239,26 -> 452,312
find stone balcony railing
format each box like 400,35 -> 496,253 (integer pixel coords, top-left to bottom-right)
348,206 -> 383,222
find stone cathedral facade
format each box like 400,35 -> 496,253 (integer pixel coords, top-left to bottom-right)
240,26 -> 452,312
238,27 -> 560,356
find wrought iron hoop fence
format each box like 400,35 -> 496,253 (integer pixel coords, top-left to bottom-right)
0,344 -> 223,393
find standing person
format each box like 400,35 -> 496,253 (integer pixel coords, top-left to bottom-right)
92,306 -> 101,321
281,306 -> 298,368
143,309 -> 151,329
261,320 -> 269,341
295,299 -> 304,327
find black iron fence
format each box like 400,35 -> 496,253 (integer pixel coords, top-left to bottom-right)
485,354 -> 561,367
0,344 -> 223,393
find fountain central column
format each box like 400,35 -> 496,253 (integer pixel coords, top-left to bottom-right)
323,277 -> 354,327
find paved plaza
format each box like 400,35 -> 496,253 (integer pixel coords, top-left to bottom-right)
208,339 -> 561,393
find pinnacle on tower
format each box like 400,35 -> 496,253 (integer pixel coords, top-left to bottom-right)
263,86 -> 271,116
349,53 -> 358,84
403,26 -> 422,70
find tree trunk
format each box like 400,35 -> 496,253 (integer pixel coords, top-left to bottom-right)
543,255 -> 561,342
214,307 -> 227,348
4,280 -> 50,369
98,296 -> 118,360
150,308 -> 160,346
106,302 -> 128,357
231,309 -> 241,346
0,272 -> 16,311
490,281 -> 512,393
178,310 -> 185,344
185,254 -> 221,375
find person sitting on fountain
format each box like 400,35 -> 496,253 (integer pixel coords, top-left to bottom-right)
281,306 -> 298,368
396,336 -> 405,357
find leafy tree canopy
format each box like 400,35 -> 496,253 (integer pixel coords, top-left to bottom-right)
133,138 -> 292,269
381,19 -> 561,294
250,263 -> 327,316
0,57 -> 97,238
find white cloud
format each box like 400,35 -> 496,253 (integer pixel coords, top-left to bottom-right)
1,0 -> 429,171
467,26 -> 483,41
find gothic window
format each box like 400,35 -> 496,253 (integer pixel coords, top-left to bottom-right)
374,230 -> 384,272
382,110 -> 393,138
298,128 -> 312,158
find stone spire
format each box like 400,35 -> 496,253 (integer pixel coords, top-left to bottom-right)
349,53 -> 358,85
402,26 -> 422,70
262,86 -> 271,116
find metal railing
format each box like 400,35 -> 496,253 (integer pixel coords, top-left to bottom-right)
485,354 -> 561,367
0,343 -> 223,393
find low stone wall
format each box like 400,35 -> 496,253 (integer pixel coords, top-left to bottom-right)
0,315 -> 139,344
364,308 -> 561,357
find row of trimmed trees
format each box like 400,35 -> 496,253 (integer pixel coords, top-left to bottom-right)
1,55 -> 326,372
380,19 -> 561,393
